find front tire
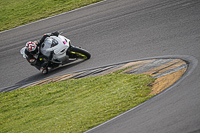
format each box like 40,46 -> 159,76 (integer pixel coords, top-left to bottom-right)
69,46 -> 91,59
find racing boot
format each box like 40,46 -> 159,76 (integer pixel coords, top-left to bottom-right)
40,67 -> 48,74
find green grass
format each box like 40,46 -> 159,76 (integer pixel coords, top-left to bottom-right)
1,1 -> 156,132
0,72 -> 155,133
0,0 -> 103,31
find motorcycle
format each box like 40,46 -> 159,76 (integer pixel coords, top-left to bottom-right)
20,33 -> 91,74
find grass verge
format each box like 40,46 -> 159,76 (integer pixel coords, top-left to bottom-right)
0,72 -> 155,133
0,0 -> 103,32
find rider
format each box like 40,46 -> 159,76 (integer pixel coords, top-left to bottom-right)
24,31 -> 59,74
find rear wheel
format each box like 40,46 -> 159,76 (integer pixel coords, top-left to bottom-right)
68,46 -> 91,59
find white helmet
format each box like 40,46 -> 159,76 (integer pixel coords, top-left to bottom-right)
25,41 -> 38,53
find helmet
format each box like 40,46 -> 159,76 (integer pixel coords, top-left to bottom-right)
26,41 -> 37,52
25,41 -> 38,54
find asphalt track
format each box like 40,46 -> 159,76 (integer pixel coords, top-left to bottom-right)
0,0 -> 200,132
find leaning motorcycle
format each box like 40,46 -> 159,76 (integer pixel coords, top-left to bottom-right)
20,33 -> 91,74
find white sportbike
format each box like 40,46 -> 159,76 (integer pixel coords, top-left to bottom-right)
21,33 -> 91,74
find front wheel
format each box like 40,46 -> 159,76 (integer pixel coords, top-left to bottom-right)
68,46 -> 91,60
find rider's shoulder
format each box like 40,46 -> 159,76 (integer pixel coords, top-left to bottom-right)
43,31 -> 60,37
43,33 -> 51,36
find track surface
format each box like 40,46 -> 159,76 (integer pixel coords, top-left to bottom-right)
0,0 -> 200,132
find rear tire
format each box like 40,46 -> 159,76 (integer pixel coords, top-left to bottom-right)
69,46 -> 91,59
